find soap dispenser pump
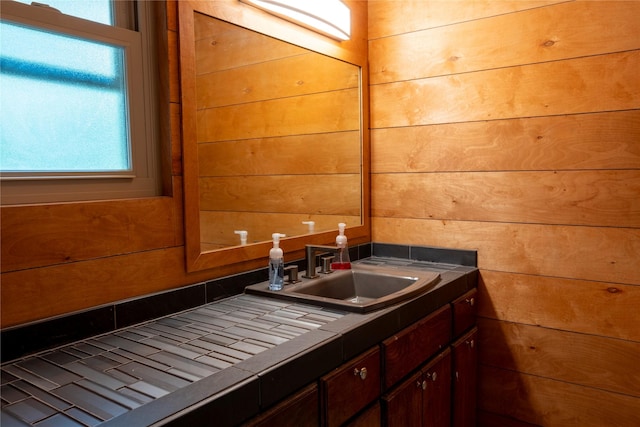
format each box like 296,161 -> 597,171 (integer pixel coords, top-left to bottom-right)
331,223 -> 351,270
269,233 -> 286,291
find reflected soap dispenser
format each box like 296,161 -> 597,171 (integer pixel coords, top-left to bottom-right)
269,233 -> 286,291
331,223 -> 351,270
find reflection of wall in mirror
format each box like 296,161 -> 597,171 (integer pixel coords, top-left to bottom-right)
194,14 -> 362,250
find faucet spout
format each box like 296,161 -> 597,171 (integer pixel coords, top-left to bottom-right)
304,244 -> 338,279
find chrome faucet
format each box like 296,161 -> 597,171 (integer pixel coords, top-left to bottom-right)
304,244 -> 338,279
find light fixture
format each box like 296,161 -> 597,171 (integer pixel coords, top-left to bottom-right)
240,0 -> 351,41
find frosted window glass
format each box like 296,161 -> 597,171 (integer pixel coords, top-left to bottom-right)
12,0 -> 113,25
0,21 -> 130,172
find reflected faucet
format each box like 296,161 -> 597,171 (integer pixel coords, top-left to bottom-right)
304,244 -> 338,279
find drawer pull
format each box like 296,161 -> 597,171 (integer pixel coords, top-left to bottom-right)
353,367 -> 368,380
417,380 -> 427,390
425,371 -> 437,382
466,339 -> 475,348
465,297 -> 475,306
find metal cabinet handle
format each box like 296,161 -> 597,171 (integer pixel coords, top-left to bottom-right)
416,380 -> 427,390
465,297 -> 475,306
353,367 -> 367,380
425,371 -> 437,382
466,339 -> 475,348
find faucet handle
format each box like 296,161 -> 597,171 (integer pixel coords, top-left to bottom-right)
320,256 -> 334,274
284,265 -> 299,284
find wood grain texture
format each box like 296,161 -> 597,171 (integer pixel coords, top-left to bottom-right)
199,174 -> 361,214
198,88 -> 360,142
199,132 -> 360,176
372,217 -> 640,286
478,318 -> 640,397
372,170 -> 640,227
368,0 -> 564,40
371,111 -> 640,173
371,50 -> 640,128
1,198 -> 178,272
478,270 -> 640,342
196,51 -> 359,108
369,0 -> 640,425
479,365 -> 640,427
370,1 -> 640,84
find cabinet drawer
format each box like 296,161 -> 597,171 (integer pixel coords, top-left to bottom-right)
452,289 -> 477,337
320,346 -> 381,427
382,305 -> 452,390
243,383 -> 318,427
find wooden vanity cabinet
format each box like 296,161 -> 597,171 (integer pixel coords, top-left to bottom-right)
243,287 -> 477,427
320,346 -> 381,427
382,349 -> 451,427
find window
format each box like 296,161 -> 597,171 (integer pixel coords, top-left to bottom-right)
0,0 -> 160,204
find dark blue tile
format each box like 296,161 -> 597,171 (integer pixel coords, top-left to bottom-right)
410,245 -> 477,267
372,243 -> 410,258
206,269 -> 268,303
115,284 -> 206,329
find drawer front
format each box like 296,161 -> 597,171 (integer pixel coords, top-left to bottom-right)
321,347 -> 381,427
452,288 -> 477,337
382,305 -> 452,390
243,383 -> 318,427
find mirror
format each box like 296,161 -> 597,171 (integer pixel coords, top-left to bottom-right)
179,1 -> 369,272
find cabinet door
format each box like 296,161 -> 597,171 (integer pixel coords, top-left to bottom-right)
242,383 -> 318,427
381,370 -> 423,427
451,327 -> 478,427
382,305 -> 452,390
422,349 -> 451,427
320,346 -> 381,427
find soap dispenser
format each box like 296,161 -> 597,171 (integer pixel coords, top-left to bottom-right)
269,233 -> 286,291
331,223 -> 351,270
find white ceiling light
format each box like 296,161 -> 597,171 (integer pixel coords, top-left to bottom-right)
240,0 -> 351,41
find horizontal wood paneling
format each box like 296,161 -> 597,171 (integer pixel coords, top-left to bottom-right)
371,50 -> 640,128
1,197 -> 178,272
372,217 -> 639,289
200,174 -> 361,215
369,0 -> 640,424
198,88 -> 360,142
478,270 -> 640,342
478,318 -> 640,397
368,0 -> 564,40
199,132 -> 360,176
371,110 -> 640,173
372,170 -> 640,227
197,52 -> 359,108
479,365 -> 640,427
195,13 -> 307,73
370,1 -> 640,84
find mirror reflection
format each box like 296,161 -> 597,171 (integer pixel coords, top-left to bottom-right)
194,13 -> 363,251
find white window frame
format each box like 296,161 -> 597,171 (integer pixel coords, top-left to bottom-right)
0,0 -> 160,205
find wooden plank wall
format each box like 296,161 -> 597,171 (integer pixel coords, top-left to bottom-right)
194,15 -> 361,246
368,1 -> 640,426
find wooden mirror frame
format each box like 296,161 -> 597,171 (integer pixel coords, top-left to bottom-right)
178,0 -> 370,272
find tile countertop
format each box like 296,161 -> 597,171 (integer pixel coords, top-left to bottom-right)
1,257 -> 477,427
